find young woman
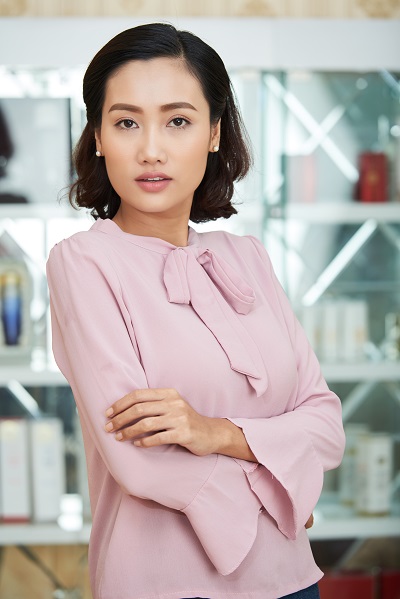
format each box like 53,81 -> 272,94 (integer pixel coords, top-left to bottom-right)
47,23 -> 345,599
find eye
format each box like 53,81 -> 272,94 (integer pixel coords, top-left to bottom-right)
168,117 -> 190,129
116,119 -> 137,130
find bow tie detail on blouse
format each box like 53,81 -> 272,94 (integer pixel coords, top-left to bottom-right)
163,246 -> 269,398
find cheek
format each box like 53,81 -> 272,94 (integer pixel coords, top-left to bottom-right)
178,137 -> 210,185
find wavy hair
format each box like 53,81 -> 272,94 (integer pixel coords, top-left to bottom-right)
69,23 -> 252,223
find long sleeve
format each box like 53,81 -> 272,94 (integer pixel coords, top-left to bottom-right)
228,235 -> 345,541
46,234 -> 262,575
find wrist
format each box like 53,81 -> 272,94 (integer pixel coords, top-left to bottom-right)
209,418 -> 257,462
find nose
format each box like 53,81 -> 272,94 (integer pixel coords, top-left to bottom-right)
136,127 -> 167,165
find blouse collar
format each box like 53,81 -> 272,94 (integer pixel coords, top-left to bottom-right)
91,218 -> 200,254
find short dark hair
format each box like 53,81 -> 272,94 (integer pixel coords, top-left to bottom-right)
69,22 -> 252,223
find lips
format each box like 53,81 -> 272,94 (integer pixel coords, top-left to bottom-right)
135,172 -> 172,182
135,172 -> 173,193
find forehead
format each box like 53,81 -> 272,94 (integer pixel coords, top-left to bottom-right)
104,57 -> 208,109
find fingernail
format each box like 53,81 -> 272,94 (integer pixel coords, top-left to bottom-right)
105,407 -> 114,417
105,422 -> 113,432
115,432 -> 123,441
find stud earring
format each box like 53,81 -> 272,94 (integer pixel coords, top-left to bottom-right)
96,150 -> 102,157
213,146 -> 219,152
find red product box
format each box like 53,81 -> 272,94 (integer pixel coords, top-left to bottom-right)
318,570 -> 377,599
381,570 -> 400,599
356,152 -> 388,202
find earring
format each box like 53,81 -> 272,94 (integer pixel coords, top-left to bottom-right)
213,146 -> 219,152
96,150 -> 102,157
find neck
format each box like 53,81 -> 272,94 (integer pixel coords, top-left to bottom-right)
112,209 -> 190,248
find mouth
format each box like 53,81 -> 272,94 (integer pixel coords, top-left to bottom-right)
134,175 -> 173,193
135,173 -> 172,182
138,177 -> 169,182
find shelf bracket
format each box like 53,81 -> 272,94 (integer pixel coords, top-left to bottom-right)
302,219 -> 378,306
341,380 -> 378,422
6,379 -> 42,418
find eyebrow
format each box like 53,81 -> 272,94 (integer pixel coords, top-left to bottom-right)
108,102 -> 198,114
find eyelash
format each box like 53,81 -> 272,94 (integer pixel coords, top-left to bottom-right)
115,117 -> 191,130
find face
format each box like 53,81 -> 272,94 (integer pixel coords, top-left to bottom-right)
95,57 -> 220,222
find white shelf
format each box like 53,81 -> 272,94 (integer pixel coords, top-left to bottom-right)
2,361 -> 398,387
0,366 -> 68,386
321,361 -> 400,382
309,498 -> 400,540
0,522 -> 91,546
1,514 -> 399,546
0,203 -> 92,220
308,515 -> 400,540
268,203 -> 400,224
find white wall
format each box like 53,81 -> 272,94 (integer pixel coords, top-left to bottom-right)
0,18 -> 399,70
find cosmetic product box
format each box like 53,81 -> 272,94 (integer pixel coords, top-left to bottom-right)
30,418 -> 66,522
0,418 -> 31,522
355,432 -> 393,516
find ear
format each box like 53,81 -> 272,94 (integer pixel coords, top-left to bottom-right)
94,129 -> 102,155
209,119 -> 221,152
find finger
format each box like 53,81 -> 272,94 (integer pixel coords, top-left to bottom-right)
106,388 -> 175,417
105,401 -> 168,432
115,415 -> 169,441
305,514 -> 314,529
133,430 -> 176,448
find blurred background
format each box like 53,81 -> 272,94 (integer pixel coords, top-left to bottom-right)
0,2 -> 399,598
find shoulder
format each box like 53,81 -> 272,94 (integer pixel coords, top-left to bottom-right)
47,224 -> 107,265
46,225 -> 118,288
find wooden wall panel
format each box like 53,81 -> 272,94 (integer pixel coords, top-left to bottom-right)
0,545 -> 92,599
0,0 -> 400,17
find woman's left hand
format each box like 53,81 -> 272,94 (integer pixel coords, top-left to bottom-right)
305,514 -> 314,529
104,387 -> 222,457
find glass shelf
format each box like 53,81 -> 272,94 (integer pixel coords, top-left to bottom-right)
1,361 -> 399,388
321,362 -> 400,382
267,202 -> 400,224
0,366 -> 67,386
0,522 -> 91,546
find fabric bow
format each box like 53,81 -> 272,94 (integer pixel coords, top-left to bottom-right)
163,246 -> 269,398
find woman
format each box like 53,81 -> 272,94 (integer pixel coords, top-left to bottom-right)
47,23 -> 345,599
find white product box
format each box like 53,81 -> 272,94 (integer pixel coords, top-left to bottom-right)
338,423 -> 369,506
0,419 -> 31,522
340,299 -> 369,361
355,433 -> 393,516
320,300 -> 339,362
286,154 -> 317,204
300,305 -> 321,355
30,418 -> 66,522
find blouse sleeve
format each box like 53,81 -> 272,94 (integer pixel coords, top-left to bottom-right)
46,234 -> 262,576
227,235 -> 346,541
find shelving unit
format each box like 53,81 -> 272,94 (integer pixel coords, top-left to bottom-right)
260,61 -> 400,560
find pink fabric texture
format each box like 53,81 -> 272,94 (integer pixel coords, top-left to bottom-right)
46,219 -> 345,599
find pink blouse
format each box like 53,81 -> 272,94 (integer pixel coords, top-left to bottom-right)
46,219 -> 345,599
